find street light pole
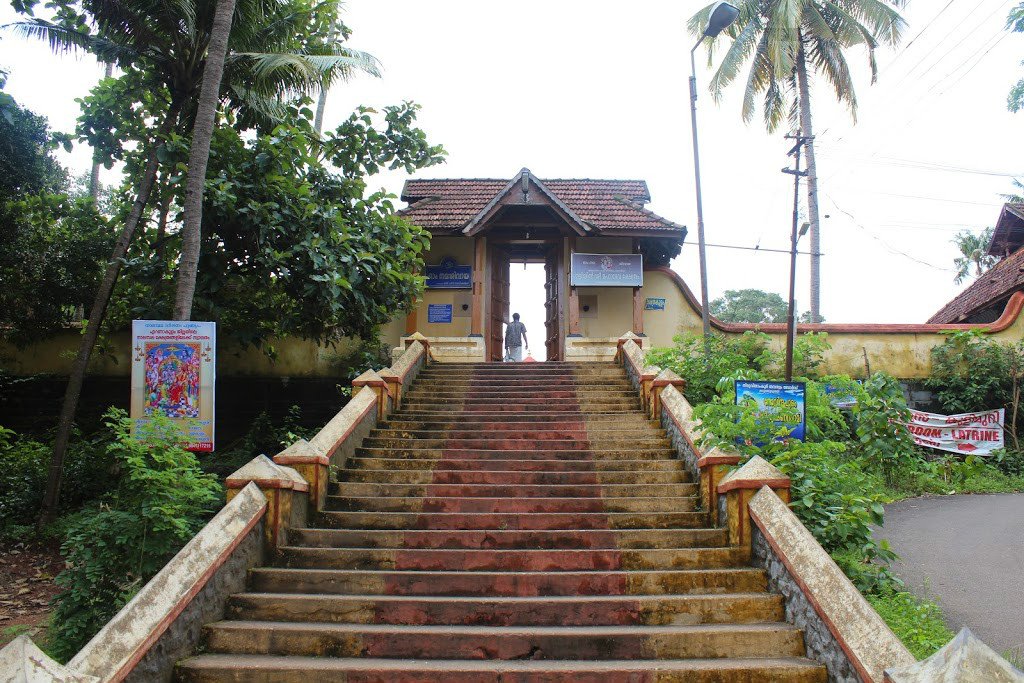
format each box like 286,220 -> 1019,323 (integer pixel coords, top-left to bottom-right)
689,39 -> 712,340
687,2 -> 739,340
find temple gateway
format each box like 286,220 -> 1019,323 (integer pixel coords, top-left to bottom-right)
379,169 -> 689,361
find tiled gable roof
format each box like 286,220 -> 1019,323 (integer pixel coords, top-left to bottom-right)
927,247 -> 1024,323
398,176 -> 684,236
987,203 -> 1024,257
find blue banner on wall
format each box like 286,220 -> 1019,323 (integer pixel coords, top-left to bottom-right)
735,380 -> 806,442
425,257 -> 472,289
570,253 -> 643,287
645,297 -> 666,310
427,304 -> 453,323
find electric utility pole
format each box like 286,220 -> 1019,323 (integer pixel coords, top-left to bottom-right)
782,134 -> 810,382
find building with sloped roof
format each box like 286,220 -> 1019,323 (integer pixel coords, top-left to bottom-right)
384,169 -> 687,361
929,204 -> 1024,324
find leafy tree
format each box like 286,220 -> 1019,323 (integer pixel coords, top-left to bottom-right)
111,103 -> 444,346
0,72 -> 67,202
1009,2 -> 1024,113
951,227 -> 997,285
711,288 -> 788,323
689,0 -> 907,323
10,0 -> 380,525
1003,178 -> 1024,203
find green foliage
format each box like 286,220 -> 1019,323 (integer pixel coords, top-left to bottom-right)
926,330 -> 1011,413
110,103 -> 443,347
48,409 -> 220,660
951,228 -> 998,285
711,288 -> 787,323
867,589 -> 954,659
0,193 -> 112,344
0,425 -> 115,541
646,332 -> 773,404
1009,3 -> 1024,112
854,373 -> 918,487
203,404 -> 317,479
0,79 -> 66,203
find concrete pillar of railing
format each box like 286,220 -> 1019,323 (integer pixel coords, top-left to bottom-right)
650,368 -> 686,420
352,369 -> 390,421
717,455 -> 791,551
640,364 -> 660,412
697,446 -> 741,527
273,438 -> 330,511
615,331 -> 643,363
378,367 -> 403,410
0,635 -> 97,682
885,627 -> 1024,682
404,331 -> 432,359
226,455 -> 308,552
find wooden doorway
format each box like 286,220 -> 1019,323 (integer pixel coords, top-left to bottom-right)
544,246 -> 561,361
488,247 -> 511,362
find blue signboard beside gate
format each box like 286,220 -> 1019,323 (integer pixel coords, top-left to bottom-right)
425,257 -> 472,289
735,380 -> 806,442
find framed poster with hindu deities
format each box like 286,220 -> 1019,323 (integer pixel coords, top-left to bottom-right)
130,320 -> 216,452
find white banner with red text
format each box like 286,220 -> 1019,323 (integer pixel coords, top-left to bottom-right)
904,409 -> 1004,456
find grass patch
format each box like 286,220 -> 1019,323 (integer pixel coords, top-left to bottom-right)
867,589 -> 954,659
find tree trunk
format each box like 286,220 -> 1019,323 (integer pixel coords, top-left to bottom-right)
173,0 -> 237,321
795,40 -> 822,323
37,102 -> 182,528
88,62 -> 115,201
314,84 -> 328,134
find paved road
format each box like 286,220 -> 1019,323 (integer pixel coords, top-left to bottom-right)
875,494 -> 1024,653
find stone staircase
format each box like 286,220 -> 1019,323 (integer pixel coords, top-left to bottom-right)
177,362 -> 827,682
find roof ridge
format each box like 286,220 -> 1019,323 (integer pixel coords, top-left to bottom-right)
611,196 -> 687,231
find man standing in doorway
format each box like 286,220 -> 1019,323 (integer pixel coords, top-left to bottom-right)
504,313 -> 528,362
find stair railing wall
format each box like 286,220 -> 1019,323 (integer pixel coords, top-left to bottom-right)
615,333 -> 916,683
0,341 -> 434,681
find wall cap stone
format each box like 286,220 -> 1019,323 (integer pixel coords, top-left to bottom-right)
273,439 -> 329,467
652,367 -> 685,388
0,635 -> 99,682
884,628 -> 1024,682
307,387 -> 377,459
697,446 -> 742,469
749,485 -> 914,682
351,369 -> 386,388
718,455 -> 791,493
68,483 -> 267,681
225,454 -> 309,493
641,365 -> 661,380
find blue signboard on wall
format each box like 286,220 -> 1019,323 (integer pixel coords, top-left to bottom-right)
645,297 -> 666,310
427,304 -> 453,323
570,253 -> 643,287
425,257 -> 472,289
735,380 -> 806,442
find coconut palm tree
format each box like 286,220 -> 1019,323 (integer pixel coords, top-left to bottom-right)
952,228 -> 997,285
11,0 -> 379,525
689,0 -> 906,323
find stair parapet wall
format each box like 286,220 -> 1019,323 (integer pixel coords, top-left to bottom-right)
750,486 -> 915,683
43,483 -> 268,683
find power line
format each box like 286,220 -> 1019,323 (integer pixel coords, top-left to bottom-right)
826,195 -> 955,271
881,0 -> 960,76
680,241 -> 819,256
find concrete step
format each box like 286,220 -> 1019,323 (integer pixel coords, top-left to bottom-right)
401,389 -> 640,399
336,468 -> 691,486
411,379 -> 634,389
200,621 -> 808,660
328,482 -> 697,499
247,567 -> 771,597
318,510 -> 710,531
177,654 -> 827,682
343,457 -> 685,472
379,418 -> 659,430
366,428 -> 665,441
225,592 -> 784,626
288,527 -> 724,550
401,396 -> 640,406
359,437 -> 670,450
351,447 -> 677,462
277,546 -> 747,571
323,495 -> 700,514
386,412 -> 652,424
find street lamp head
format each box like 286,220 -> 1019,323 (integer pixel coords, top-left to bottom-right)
704,2 -> 740,38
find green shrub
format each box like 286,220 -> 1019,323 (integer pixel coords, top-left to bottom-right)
48,409 -> 221,661
646,332 -> 773,404
0,424 -> 115,540
854,373 -> 920,487
867,589 -> 954,659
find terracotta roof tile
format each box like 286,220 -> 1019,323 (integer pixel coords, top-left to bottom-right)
928,247 -> 1024,323
398,176 -> 683,236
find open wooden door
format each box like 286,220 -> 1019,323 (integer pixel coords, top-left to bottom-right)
488,247 -> 510,361
544,246 -> 561,361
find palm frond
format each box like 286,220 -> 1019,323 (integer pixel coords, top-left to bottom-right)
5,18 -> 98,54
767,0 -> 801,75
741,31 -> 775,124
808,37 -> 858,120
829,0 -> 905,46
708,17 -> 762,100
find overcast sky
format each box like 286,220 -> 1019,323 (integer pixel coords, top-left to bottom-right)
2,0 -> 1023,327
